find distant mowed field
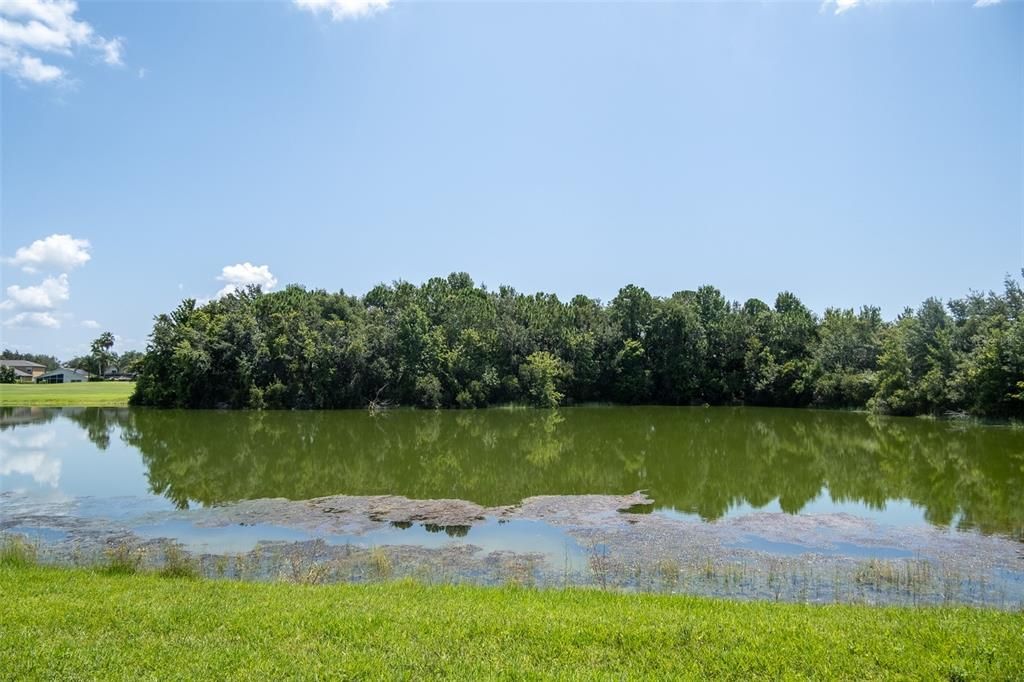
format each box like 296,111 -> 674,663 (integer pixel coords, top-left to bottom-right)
0,382 -> 135,407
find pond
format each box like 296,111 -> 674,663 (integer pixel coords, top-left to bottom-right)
2,406 -> 1023,606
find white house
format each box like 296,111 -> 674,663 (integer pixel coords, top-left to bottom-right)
35,367 -> 91,384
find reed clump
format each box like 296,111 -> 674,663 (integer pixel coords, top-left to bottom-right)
102,544 -> 144,576
0,536 -> 38,568
158,543 -> 199,579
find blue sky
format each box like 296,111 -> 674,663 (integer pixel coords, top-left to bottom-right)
1,0 -> 1021,357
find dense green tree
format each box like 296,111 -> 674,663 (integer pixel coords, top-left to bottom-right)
646,293 -> 705,403
871,299 -> 956,416
811,307 -> 883,407
744,292 -> 817,407
610,284 -> 654,341
519,351 -> 567,408
116,350 -> 145,375
947,277 -> 1024,418
613,338 -> 651,403
129,272 -> 1024,419
65,355 -> 94,372
869,313 -> 916,415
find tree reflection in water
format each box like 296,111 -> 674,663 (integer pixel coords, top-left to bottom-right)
41,406 -> 1024,539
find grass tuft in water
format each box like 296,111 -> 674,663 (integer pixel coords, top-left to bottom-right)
0,536 -> 37,568
369,547 -> 393,581
101,544 -> 144,576
158,543 -> 200,579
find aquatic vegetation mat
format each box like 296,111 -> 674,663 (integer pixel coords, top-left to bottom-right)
5,489 -> 1022,608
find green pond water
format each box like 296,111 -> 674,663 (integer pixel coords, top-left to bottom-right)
2,405 -> 1022,539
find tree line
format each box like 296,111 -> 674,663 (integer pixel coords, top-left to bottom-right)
129,272 -> 1024,418
0,349 -> 61,370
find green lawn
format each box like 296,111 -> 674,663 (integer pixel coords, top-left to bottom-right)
0,381 -> 134,407
1,566 -> 1021,679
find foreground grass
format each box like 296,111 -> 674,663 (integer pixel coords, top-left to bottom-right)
1,566 -> 1021,679
0,381 -> 134,407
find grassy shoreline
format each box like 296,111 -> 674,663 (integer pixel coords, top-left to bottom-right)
0,381 -> 135,407
1,565 -> 1021,679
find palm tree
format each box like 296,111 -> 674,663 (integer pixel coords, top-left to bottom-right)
91,331 -> 115,377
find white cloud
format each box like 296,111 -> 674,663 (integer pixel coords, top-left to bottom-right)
0,452 -> 61,487
1,233 -> 91,327
3,311 -> 61,328
215,262 -> 278,298
0,430 -> 61,487
0,17 -> 76,52
1,430 -> 56,450
81,319 -> 100,328
100,35 -> 122,65
0,0 -> 124,84
5,233 -> 91,273
19,431 -> 57,449
821,0 -> 862,14
974,0 -> 1002,6
137,66 -> 145,79
294,0 -> 391,21
0,44 -> 61,81
4,273 -> 70,310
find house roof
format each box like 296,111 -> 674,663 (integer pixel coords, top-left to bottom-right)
11,368 -> 32,378
0,359 -> 46,369
38,367 -> 91,377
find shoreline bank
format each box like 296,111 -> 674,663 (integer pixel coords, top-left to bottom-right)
2,564 -> 1021,678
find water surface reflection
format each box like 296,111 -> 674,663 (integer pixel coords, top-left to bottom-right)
1,406 -> 1021,539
